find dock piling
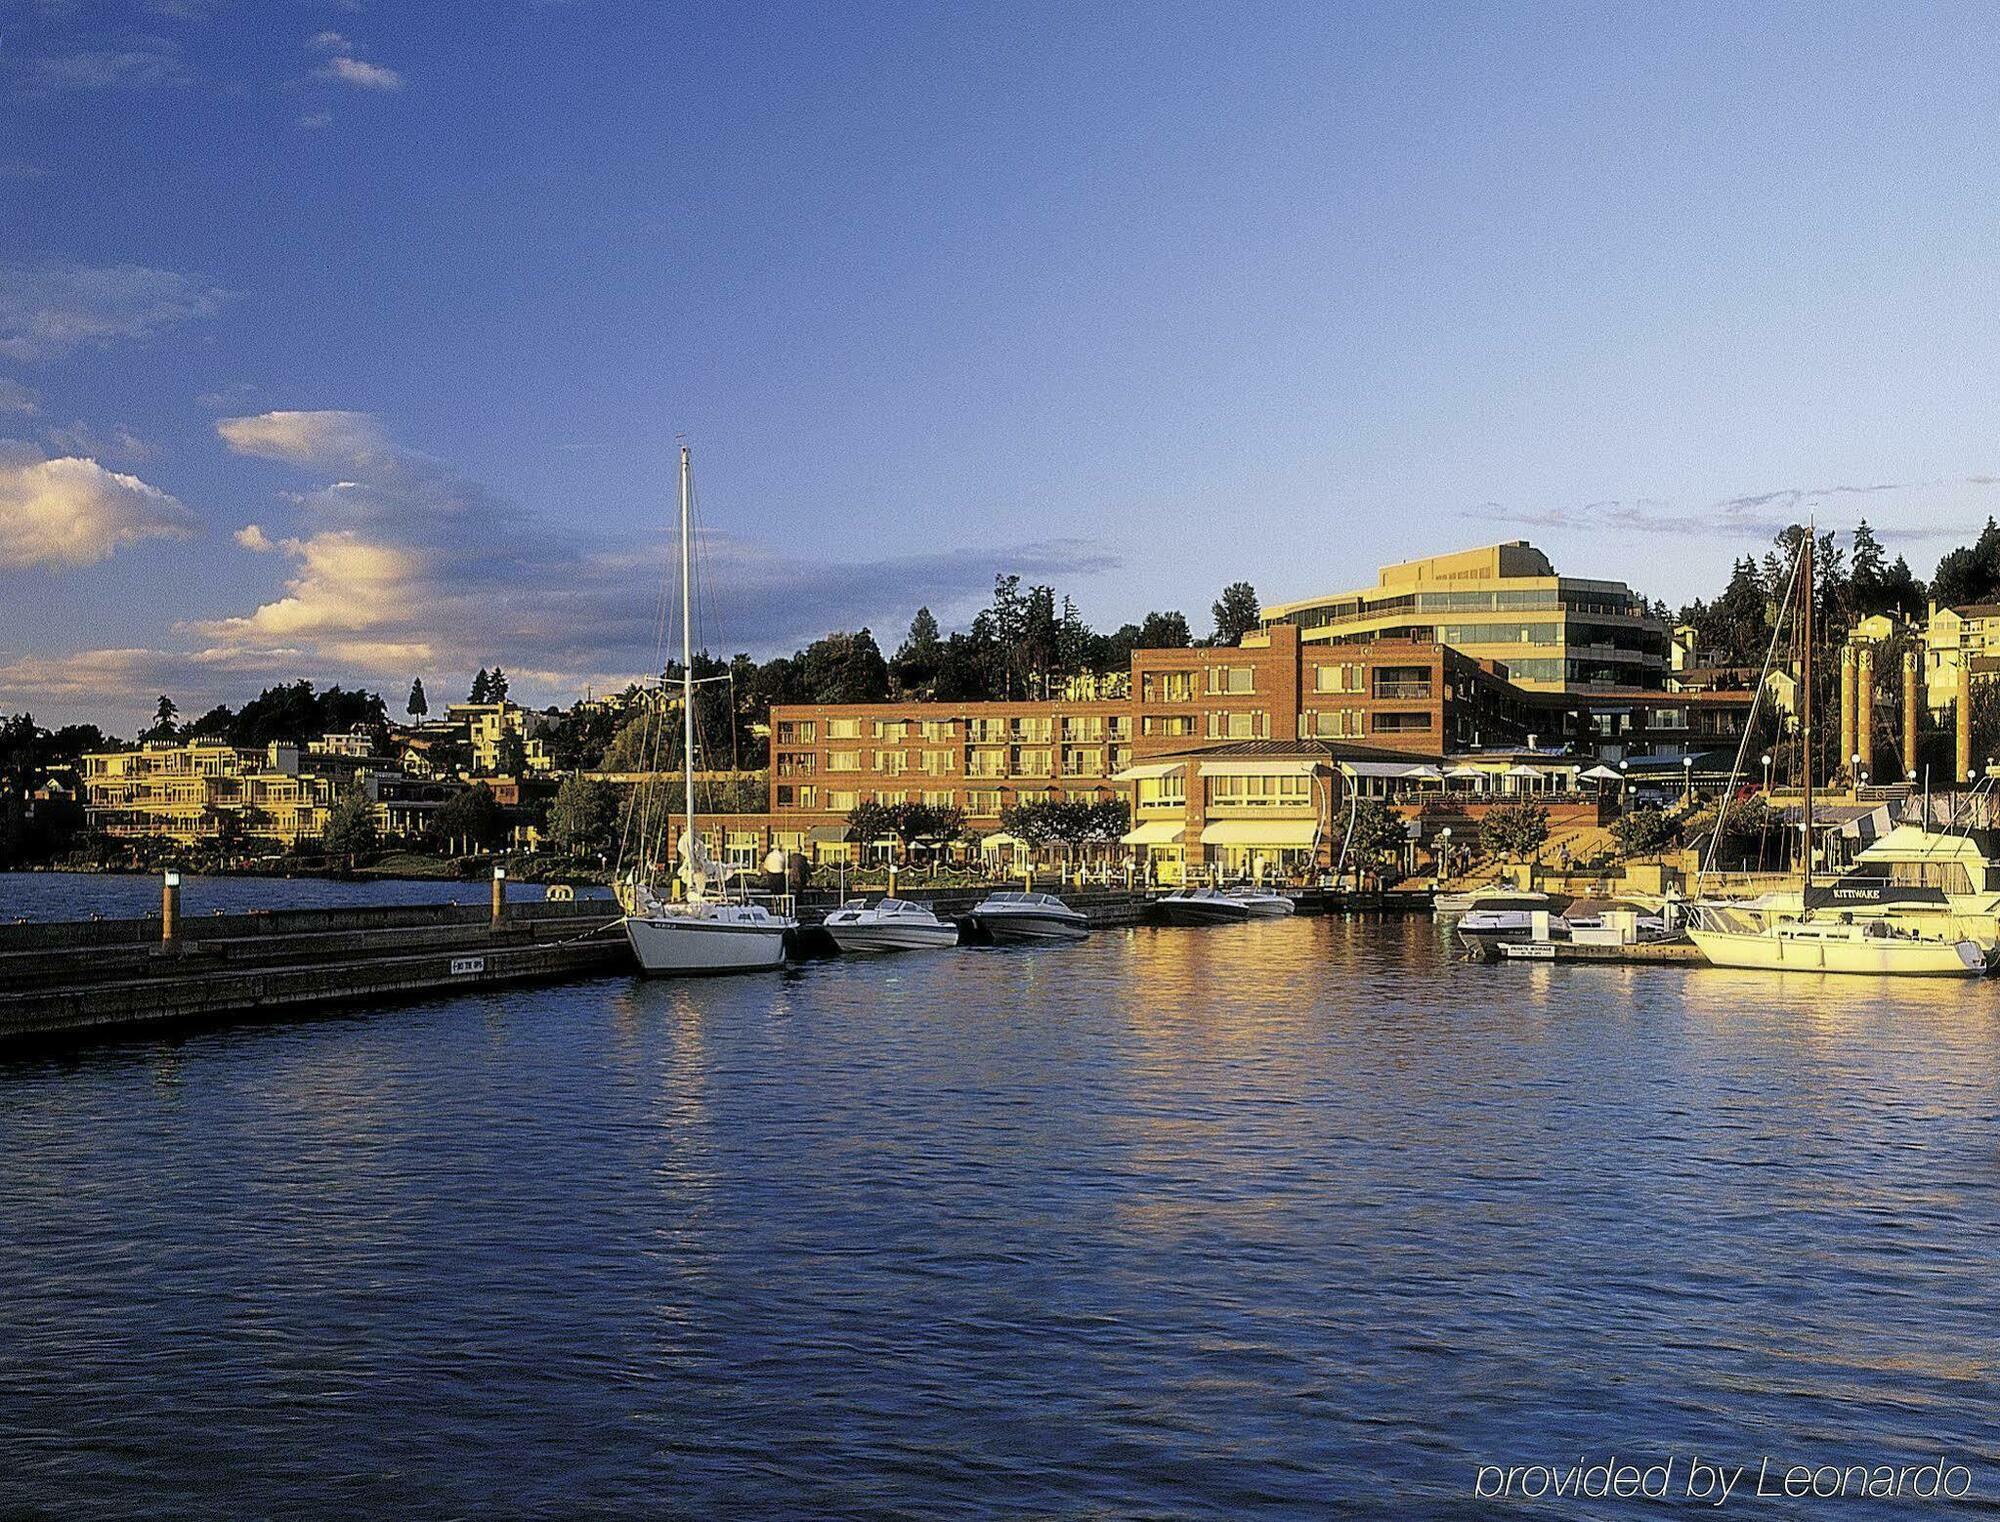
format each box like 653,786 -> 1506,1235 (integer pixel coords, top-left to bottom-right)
161,870 -> 180,946
491,867 -> 507,929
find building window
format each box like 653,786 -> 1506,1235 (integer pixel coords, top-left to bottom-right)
873,751 -> 908,774
1301,709 -> 1363,739
1014,748 -> 1053,777
1205,711 -> 1269,740
1207,774 -> 1311,806
1313,663 -> 1363,693
1372,667 -> 1433,699
919,720 -> 955,741
825,718 -> 863,740
776,720 -> 817,744
826,750 -> 862,772
918,749 -> 957,775
1142,671 -> 1195,702
968,749 -> 1008,778
827,791 -> 859,812
964,789 -> 1002,816
1206,666 -> 1255,695
1136,774 -> 1186,809
1143,715 -> 1197,737
871,720 -> 908,741
922,790 -> 954,808
1011,717 -> 1053,744
1372,712 -> 1433,733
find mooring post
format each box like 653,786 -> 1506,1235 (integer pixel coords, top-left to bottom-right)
491,866 -> 507,929
161,869 -> 180,946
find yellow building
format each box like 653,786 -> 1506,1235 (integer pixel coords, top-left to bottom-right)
445,701 -> 555,775
1922,602 -> 2000,710
1261,541 -> 1666,693
81,740 -> 335,846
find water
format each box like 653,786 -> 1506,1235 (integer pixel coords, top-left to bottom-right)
3,916 -> 1998,1518
0,871 -> 609,923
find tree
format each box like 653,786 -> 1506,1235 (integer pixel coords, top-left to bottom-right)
322,787 -> 380,861
1332,798 -> 1406,877
1610,805 -> 1676,859
494,731 -> 528,778
844,799 -> 895,854
145,695 -> 178,740
1211,581 -> 1261,646
407,678 -> 429,721
430,783 -> 506,852
1480,800 -> 1550,862
892,608 -> 945,697
796,630 -> 891,704
545,776 -> 620,859
1709,794 -> 1783,870
470,668 -> 493,703
1930,518 -> 2000,609
884,800 -> 967,861
1139,610 -> 1192,649
488,667 -> 510,702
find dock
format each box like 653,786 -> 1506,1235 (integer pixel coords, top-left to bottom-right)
0,897 -> 627,1044
1487,939 -> 1707,965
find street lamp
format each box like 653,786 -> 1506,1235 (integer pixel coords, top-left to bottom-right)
1851,751 -> 1862,791
1761,752 -> 1772,793
1436,826 -> 1452,887
1681,753 -> 1693,804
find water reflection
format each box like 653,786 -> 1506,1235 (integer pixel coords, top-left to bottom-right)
3,917 -> 1999,1515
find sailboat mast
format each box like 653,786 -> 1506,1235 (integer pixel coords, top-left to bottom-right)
1800,523 -> 1814,893
680,445 -> 696,850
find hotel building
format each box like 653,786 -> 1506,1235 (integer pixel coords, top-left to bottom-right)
80,740 -> 337,847
1260,542 -> 1668,693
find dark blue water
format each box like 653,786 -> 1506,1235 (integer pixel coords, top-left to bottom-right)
2,916 -> 1998,1518
0,871 -> 609,923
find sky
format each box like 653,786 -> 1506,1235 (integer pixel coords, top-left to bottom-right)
8,1 -> 2000,730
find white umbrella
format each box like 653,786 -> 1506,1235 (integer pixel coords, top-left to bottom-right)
1580,764 -> 1623,782
1503,763 -> 1542,778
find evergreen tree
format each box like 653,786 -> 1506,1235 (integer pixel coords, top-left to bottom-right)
1138,610 -> 1192,648
407,678 -> 429,720
488,667 -> 510,701
145,695 -> 178,740
1211,581 -> 1261,645
1930,518 -> 2000,609
469,668 -> 492,703
894,608 -> 944,695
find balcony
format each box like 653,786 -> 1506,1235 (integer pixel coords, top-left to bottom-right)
1372,680 -> 1433,700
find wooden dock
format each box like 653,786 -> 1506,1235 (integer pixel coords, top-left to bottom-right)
0,898 -> 628,1044
1489,938 -> 1707,965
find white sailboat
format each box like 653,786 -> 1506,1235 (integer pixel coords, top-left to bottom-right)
1686,524 -> 1985,978
622,446 -> 795,975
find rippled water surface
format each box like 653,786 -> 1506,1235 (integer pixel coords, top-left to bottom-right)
4,916 -> 1999,1518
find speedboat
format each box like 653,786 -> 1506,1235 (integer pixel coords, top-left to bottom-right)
1434,885 -> 1558,916
967,890 -> 1090,943
1228,886 -> 1297,918
821,897 -> 960,953
1156,887 -> 1252,924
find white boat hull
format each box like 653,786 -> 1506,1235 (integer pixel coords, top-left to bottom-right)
824,921 -> 961,953
1689,927 -> 1986,977
625,913 -> 789,973
1235,896 -> 1296,918
1158,899 -> 1251,925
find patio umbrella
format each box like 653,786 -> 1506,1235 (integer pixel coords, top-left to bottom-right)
1580,764 -> 1623,783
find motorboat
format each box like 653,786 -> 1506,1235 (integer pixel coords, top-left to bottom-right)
620,446 -> 795,975
967,890 -> 1090,943
821,897 -> 961,953
1434,885 -> 1559,916
1688,908 -> 1986,977
1156,887 -> 1252,924
1228,886 -> 1297,918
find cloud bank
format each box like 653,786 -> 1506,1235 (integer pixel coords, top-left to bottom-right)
0,444 -> 196,570
0,261 -> 227,362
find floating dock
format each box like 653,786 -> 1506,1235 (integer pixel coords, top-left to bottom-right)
1488,939 -> 1707,965
0,897 -> 627,1044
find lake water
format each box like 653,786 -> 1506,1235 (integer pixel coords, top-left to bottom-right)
2,915 -> 1997,1517
0,871 -> 610,923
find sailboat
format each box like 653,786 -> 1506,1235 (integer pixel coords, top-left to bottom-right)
621,446 -> 795,974
1686,524 -> 1986,977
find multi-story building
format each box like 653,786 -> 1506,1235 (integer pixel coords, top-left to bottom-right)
80,740 -> 336,846
444,701 -> 555,775
1261,541 -> 1668,693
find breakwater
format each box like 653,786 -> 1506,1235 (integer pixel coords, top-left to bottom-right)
0,897 -> 625,1044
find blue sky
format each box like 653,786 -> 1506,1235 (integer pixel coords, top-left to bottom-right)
8,1 -> 2000,729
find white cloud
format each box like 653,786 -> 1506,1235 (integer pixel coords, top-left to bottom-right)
321,54 -> 403,90
43,420 -> 153,462
233,523 -> 272,552
299,110 -> 333,130
0,379 -> 38,415
0,447 -> 196,570
217,409 -> 390,468
308,30 -> 349,51
31,42 -> 191,92
0,261 -> 227,362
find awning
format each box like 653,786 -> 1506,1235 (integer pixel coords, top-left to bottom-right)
1121,820 -> 1185,846
1198,758 -> 1320,778
1112,760 -> 1186,782
1340,760 -> 1427,779
981,831 -> 1022,850
805,824 -> 850,844
1199,818 -> 1319,847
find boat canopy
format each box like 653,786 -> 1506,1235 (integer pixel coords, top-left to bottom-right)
1200,819 -> 1318,847
1856,822 -> 1987,861
1121,820 -> 1185,846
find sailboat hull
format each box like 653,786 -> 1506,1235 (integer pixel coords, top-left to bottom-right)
625,914 -> 789,973
1689,927 -> 1987,977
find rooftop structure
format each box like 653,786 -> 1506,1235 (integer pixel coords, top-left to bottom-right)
1260,541 -> 1667,694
